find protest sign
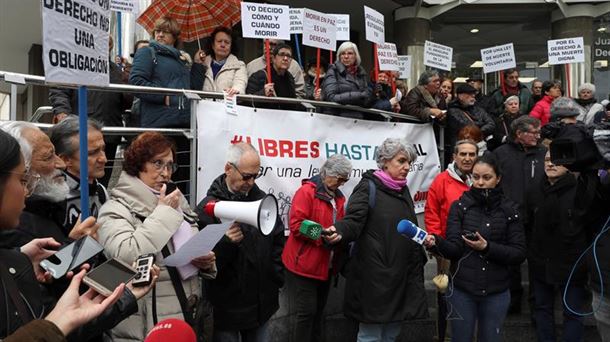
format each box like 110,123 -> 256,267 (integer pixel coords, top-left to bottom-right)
42,0 -> 110,86
289,8 -> 303,34
424,41 -> 453,71
241,2 -> 290,40
398,55 -> 412,79
332,14 -> 350,41
548,37 -> 585,65
377,43 -> 399,71
196,101 -> 441,221
481,43 -> 516,73
110,0 -> 139,14
302,9 -> 337,51
364,6 -> 384,44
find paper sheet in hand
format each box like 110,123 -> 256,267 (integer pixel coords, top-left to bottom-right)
163,222 -> 230,267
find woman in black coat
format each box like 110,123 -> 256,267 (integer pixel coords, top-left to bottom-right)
526,150 -> 608,342
424,155 -> 526,342
321,41 -> 373,120
324,138 -> 428,341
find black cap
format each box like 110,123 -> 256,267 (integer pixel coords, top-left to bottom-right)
466,72 -> 484,83
456,84 -> 478,94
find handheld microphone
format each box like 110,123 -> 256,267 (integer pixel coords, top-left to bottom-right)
299,220 -> 331,240
397,219 -> 427,245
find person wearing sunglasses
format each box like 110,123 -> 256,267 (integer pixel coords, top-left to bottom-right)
196,142 -> 285,342
281,154 -> 352,342
246,43 -> 298,109
97,132 -> 217,342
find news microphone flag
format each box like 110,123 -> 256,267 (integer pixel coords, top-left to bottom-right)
299,220 -> 332,240
397,219 -> 427,245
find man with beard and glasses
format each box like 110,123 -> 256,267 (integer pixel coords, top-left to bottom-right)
48,116 -> 108,234
0,121 -> 98,248
195,142 -> 285,342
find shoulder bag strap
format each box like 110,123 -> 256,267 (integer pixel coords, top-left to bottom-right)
0,261 -> 33,324
462,110 -> 475,123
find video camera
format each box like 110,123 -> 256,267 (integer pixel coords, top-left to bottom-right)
542,121 -> 610,171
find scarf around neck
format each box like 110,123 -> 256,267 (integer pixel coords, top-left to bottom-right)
373,169 -> 407,191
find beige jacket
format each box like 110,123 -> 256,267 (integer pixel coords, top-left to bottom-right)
98,172 -> 216,342
247,55 -> 305,98
202,54 -> 247,94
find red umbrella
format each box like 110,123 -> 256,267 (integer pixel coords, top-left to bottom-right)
137,0 -> 241,45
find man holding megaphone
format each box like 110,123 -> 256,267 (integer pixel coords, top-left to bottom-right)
195,143 -> 285,342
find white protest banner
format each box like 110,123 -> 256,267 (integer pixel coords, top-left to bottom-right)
364,6 -> 384,44
196,101 -> 441,224
480,43 -> 516,73
548,37 -> 585,65
42,0 -> 110,86
332,14 -> 350,41
241,2 -> 290,40
289,8 -> 303,34
110,0 -> 139,14
424,41 -> 453,71
398,55 -> 412,79
302,9 -> 337,51
377,43 -> 399,71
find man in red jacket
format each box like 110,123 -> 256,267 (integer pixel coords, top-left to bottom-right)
424,139 -> 477,341
282,154 -> 352,342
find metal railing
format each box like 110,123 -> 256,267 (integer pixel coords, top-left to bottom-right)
1,70 -> 437,206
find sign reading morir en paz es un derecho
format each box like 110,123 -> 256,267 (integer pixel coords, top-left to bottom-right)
241,2 -> 290,40
377,43 -> 399,71
42,0 -> 111,87
302,8 -> 337,51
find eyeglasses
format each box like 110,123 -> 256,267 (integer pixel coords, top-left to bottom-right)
276,52 -> 292,59
229,162 -> 261,181
336,176 -> 350,184
2,171 -> 40,197
150,160 -> 178,173
525,130 -> 541,137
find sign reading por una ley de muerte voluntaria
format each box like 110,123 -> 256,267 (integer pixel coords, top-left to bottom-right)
42,0 -> 111,87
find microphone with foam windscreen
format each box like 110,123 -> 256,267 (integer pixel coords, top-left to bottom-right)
397,219 -> 428,245
299,220 -> 331,240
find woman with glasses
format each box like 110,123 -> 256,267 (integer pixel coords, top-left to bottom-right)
281,154 -> 352,342
98,132 -> 217,342
246,43 -> 297,101
324,138 -> 428,341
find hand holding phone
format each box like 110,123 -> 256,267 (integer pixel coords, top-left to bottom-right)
462,230 -> 479,241
40,236 -> 104,279
83,258 -> 137,296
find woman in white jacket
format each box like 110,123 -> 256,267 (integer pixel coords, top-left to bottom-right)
98,132 -> 216,342
202,26 -> 247,96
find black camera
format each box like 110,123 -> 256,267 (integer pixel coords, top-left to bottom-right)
542,121 -> 609,171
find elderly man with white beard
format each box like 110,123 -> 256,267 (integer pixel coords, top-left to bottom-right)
0,121 -> 98,248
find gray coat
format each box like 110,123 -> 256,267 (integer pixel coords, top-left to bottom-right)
321,61 -> 373,119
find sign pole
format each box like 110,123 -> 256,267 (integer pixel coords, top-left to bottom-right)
565,64 -> 571,98
265,39 -> 272,84
294,34 -> 303,67
329,50 -> 333,64
499,71 -> 506,96
373,43 -> 379,81
315,48 -> 321,90
117,12 -> 122,58
78,86 -> 90,219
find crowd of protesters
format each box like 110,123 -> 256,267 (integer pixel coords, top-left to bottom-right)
0,14 -> 609,342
